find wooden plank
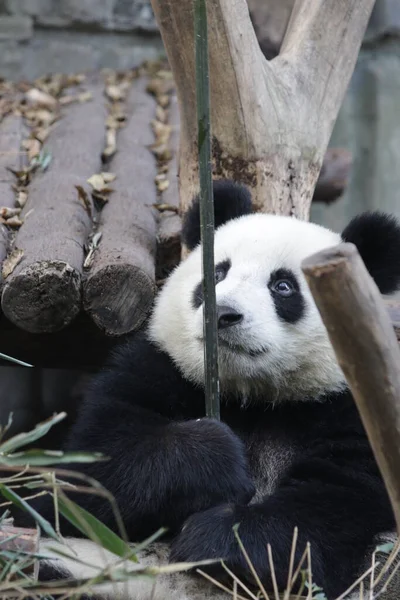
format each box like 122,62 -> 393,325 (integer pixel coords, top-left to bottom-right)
83,78 -> 158,336
1,78 -> 106,334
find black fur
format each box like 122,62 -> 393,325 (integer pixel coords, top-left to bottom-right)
19,333 -> 394,599
182,179 -> 252,250
342,212 -> 400,294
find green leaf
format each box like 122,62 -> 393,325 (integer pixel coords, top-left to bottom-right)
376,541 -> 395,554
0,449 -> 105,467
57,495 -> 138,562
0,352 -> 33,368
39,148 -> 52,171
0,413 -> 67,454
0,485 -> 59,540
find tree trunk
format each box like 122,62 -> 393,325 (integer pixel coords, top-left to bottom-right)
150,0 -> 374,253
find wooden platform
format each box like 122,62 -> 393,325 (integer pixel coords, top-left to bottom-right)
0,63 -> 355,369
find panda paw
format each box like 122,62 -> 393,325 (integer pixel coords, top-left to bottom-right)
170,503 -> 270,587
172,418 -> 255,510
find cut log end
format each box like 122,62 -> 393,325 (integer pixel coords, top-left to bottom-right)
301,243 -> 357,277
1,261 -> 81,333
84,264 -> 156,336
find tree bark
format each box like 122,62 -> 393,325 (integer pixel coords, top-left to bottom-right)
302,243 -> 400,533
0,115 -> 25,289
150,0 -> 374,249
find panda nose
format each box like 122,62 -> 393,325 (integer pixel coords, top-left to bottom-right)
217,306 -> 243,329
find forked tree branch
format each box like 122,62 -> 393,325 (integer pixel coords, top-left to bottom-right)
302,243 -> 400,533
150,0 -> 374,234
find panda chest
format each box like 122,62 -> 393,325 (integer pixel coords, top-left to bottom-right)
244,429 -> 298,502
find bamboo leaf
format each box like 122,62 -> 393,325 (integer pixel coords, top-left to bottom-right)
0,485 -> 59,540
0,449 -> 105,467
0,353 -> 33,368
0,413 -> 67,454
57,495 -> 138,563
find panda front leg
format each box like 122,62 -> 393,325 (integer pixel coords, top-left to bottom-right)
20,404 -> 254,540
170,450 -> 395,599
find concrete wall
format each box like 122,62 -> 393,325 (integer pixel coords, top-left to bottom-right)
0,0 -> 163,79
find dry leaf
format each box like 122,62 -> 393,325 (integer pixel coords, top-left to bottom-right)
5,216 -> 23,228
75,185 -> 92,218
16,190 -> 28,208
156,105 -> 167,123
103,129 -> 117,159
106,84 -> 125,102
25,88 -> 58,110
101,172 -> 116,184
34,127 -> 50,144
157,179 -> 170,193
59,91 -> 93,106
151,120 -> 172,145
158,94 -> 170,108
2,248 -> 24,278
153,203 -> 179,213
23,138 -> 42,161
0,207 -> 21,219
84,231 -> 102,269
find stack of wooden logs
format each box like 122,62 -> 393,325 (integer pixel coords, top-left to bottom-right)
0,63 -> 356,367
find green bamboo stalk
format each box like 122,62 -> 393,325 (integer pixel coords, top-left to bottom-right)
194,0 -> 220,420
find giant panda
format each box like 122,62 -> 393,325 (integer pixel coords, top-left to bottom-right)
19,180 -> 400,600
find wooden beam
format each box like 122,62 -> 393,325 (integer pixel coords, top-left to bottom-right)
302,243 -> 400,533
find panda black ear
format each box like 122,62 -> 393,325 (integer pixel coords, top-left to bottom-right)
181,179 -> 253,251
342,212 -> 400,294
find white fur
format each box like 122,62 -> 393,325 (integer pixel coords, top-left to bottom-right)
149,213 -> 346,403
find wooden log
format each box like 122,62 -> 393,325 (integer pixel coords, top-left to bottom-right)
83,78 -> 158,336
302,243 -> 400,533
1,79 -> 106,334
0,114 -> 25,288
156,92 -> 182,277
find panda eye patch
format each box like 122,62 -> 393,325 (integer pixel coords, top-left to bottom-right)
215,259 -> 231,285
192,259 -> 231,309
268,268 -> 305,324
273,280 -> 294,297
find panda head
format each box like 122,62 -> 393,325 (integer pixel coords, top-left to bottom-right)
149,180 -> 400,402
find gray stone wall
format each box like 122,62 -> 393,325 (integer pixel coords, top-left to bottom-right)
311,0 -> 400,229
0,0 -> 164,80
